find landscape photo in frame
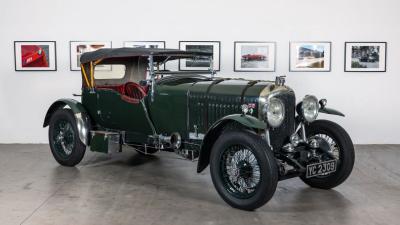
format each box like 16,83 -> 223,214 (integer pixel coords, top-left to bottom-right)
290,42 -> 331,72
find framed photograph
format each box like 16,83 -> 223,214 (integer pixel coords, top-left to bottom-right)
234,42 -> 275,72
179,41 -> 220,71
345,42 -> 386,72
124,41 -> 166,70
70,41 -> 112,71
123,41 -> 165,49
290,42 -> 331,72
14,41 -> 56,71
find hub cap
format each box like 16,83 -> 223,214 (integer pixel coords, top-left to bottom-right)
52,119 -> 75,159
314,133 -> 341,177
315,134 -> 340,160
220,145 -> 261,198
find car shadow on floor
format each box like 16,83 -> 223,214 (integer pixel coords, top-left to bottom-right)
49,151 -> 354,213
78,151 -> 160,167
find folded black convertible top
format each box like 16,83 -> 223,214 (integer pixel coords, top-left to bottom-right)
80,47 -> 213,64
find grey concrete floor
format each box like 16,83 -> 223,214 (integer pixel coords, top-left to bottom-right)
0,144 -> 399,225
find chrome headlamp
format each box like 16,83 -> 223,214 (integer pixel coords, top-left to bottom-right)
263,97 -> 285,128
301,95 -> 319,122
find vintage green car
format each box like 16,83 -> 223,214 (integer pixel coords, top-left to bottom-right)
43,48 -> 354,210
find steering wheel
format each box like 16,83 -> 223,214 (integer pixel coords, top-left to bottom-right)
124,82 -> 147,100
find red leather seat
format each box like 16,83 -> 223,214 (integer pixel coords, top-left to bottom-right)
122,82 -> 147,104
96,83 -> 147,104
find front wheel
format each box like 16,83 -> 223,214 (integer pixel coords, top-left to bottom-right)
300,120 -> 355,189
49,108 -> 86,166
210,130 -> 278,211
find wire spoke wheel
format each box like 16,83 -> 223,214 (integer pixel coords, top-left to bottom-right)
210,130 -> 278,210
301,120 -> 355,189
49,109 -> 86,167
52,119 -> 75,159
220,144 -> 261,199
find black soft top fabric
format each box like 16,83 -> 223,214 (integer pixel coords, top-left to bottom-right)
80,47 -> 213,64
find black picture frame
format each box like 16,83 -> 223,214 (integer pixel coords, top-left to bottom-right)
289,41 -> 332,72
123,41 -> 166,70
178,41 -> 221,71
14,41 -> 57,71
344,42 -> 387,72
69,41 -> 112,71
123,41 -> 166,49
234,41 -> 276,72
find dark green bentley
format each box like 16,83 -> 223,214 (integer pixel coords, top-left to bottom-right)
44,48 -> 354,210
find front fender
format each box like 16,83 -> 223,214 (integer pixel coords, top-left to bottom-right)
43,98 -> 91,145
217,114 -> 267,130
197,114 -> 266,173
319,107 -> 345,117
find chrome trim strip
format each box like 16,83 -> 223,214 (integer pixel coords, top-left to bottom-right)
74,112 -> 90,146
265,129 -> 272,150
189,132 -> 205,140
258,84 -> 294,121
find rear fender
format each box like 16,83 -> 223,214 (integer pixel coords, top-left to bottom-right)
43,98 -> 91,145
196,114 -> 266,173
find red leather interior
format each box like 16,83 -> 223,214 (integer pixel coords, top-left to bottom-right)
124,82 -> 146,100
97,84 -> 126,95
96,83 -> 148,104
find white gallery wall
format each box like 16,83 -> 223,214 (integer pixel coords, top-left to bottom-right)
0,0 -> 399,144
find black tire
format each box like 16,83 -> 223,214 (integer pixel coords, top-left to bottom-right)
300,120 -> 355,189
49,108 -> 86,166
210,130 -> 278,211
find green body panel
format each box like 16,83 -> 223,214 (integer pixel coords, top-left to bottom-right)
82,88 -> 152,143
148,79 -> 271,139
187,80 -> 271,134
80,90 -> 100,125
80,79 -> 278,147
149,83 -> 193,137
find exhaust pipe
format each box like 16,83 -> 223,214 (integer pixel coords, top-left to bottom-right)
159,132 -> 182,149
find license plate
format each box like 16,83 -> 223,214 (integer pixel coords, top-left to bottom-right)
306,160 -> 337,178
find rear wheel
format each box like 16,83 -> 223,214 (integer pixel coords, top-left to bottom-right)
49,109 -> 86,166
300,120 -> 355,189
210,130 -> 278,211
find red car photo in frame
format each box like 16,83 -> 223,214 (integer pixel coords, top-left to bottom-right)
241,53 -> 267,61
21,45 -> 49,67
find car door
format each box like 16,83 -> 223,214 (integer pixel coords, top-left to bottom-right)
96,88 -> 153,143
